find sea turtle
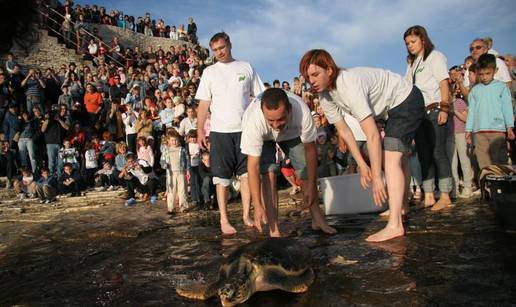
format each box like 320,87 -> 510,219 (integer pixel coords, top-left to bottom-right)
176,238 -> 314,306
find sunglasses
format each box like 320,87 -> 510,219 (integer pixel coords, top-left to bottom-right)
469,45 -> 483,52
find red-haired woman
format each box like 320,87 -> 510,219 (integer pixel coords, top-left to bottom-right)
299,49 -> 425,242
404,25 -> 452,211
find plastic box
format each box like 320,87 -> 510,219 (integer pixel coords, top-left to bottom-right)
319,173 -> 387,215
486,175 -> 516,230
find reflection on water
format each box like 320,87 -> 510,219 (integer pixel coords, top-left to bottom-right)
0,196 -> 515,306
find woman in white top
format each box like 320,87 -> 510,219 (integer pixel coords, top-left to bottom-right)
404,25 -> 453,211
299,49 -> 425,242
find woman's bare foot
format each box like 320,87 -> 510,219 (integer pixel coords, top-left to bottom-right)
221,221 -> 237,235
431,197 -> 452,211
419,192 -> 436,208
379,205 -> 409,217
366,226 -> 404,242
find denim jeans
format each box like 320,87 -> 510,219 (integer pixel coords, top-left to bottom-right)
46,144 -> 61,177
26,95 -> 41,115
415,109 -> 453,193
18,137 -> 37,173
189,166 -> 201,203
447,133 -> 474,192
201,176 -> 214,205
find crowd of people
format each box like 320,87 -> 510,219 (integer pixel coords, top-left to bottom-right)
39,0 -> 199,51
1,2 -> 515,242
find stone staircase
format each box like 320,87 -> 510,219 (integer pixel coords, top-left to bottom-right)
10,30 -> 86,71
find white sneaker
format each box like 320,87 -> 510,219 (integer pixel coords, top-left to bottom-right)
107,185 -> 114,191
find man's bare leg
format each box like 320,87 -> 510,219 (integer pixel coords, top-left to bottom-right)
261,172 -> 280,237
216,183 -> 237,235
239,175 -> 254,227
366,151 -> 405,242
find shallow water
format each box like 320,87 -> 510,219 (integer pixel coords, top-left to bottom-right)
0,192 -> 515,306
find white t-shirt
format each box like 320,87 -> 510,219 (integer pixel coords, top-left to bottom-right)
319,68 -> 413,124
122,111 -> 139,135
495,57 -> 512,83
241,91 -> 317,156
88,43 -> 98,55
405,50 -> 449,106
344,113 -> 367,141
179,117 -> 197,136
195,60 -> 265,133
188,142 -> 200,167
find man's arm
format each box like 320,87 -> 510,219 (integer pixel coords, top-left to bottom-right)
196,100 -> 210,149
247,155 -> 265,232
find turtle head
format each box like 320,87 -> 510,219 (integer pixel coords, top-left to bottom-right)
218,274 -> 252,307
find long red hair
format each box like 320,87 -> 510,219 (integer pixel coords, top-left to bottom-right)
299,49 -> 340,90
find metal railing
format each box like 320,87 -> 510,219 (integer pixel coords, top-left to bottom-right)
37,4 -> 125,67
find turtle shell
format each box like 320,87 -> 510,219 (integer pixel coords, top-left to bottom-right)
224,238 -> 311,273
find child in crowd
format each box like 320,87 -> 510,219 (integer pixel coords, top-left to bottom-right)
161,132 -> 189,214
115,141 -> 128,176
14,167 -> 34,200
118,153 -> 158,206
316,132 -> 330,178
59,163 -> 83,197
199,151 -> 215,210
186,130 -> 201,206
95,161 -> 118,190
137,136 -> 154,167
100,131 -> 116,165
31,167 -> 57,203
465,54 -> 515,170
83,141 -> 99,188
58,140 -> 80,171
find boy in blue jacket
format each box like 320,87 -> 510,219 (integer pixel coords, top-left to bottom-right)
465,54 -> 515,169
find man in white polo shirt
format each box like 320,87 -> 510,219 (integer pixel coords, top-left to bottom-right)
241,88 -> 336,237
195,32 -> 264,235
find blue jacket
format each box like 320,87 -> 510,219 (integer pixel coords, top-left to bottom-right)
3,111 -> 20,142
465,80 -> 514,133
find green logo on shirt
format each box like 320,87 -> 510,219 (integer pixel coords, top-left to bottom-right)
238,74 -> 246,82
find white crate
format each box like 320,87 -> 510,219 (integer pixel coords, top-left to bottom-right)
319,173 -> 387,215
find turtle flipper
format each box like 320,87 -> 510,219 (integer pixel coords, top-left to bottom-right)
176,281 -> 220,300
263,267 -> 315,293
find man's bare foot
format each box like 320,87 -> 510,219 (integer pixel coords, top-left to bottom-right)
311,221 -> 337,235
270,229 -> 281,237
366,226 -> 404,242
221,222 -> 237,235
243,217 -> 254,228
431,198 -> 452,211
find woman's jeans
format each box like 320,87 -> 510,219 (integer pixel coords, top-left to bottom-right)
415,109 -> 453,193
18,138 -> 38,173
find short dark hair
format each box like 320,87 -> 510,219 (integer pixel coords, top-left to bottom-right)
209,32 -> 230,47
478,54 -> 497,70
260,88 -> 291,112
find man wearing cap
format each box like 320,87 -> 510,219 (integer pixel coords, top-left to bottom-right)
241,88 -> 336,237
